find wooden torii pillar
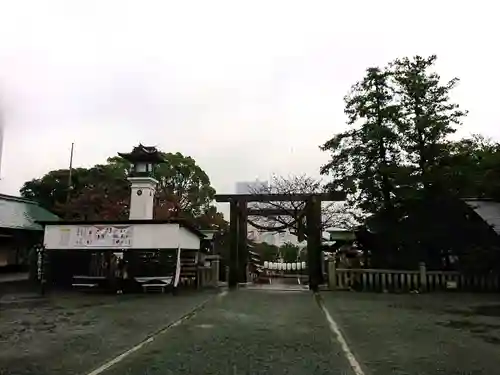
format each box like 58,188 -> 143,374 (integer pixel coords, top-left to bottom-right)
305,196 -> 323,290
228,199 -> 239,288
228,199 -> 249,287
237,200 -> 248,284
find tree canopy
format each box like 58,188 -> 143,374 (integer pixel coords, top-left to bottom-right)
320,67 -> 401,213
437,135 -> 500,200
248,241 -> 305,263
107,152 -> 216,218
20,149 -> 221,228
320,54 -> 500,271
320,55 -> 468,213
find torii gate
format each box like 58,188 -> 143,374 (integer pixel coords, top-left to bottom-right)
215,192 -> 345,291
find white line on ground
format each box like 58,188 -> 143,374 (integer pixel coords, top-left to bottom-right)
316,295 -> 365,375
85,291 -> 227,375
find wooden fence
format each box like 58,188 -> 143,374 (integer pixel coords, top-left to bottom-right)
328,261 -> 500,293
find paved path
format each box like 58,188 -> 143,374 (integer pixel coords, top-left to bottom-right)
4,288 -> 500,374
101,289 -> 353,375
0,291 -> 218,375
97,290 -> 500,375
320,291 -> 500,375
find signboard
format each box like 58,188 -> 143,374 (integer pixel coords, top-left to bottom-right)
73,225 -> 133,248
59,228 -> 71,247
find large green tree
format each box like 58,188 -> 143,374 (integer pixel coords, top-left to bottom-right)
108,152 -> 216,219
21,168 -> 73,215
250,241 -> 280,262
320,55 -> 478,269
320,66 -> 401,214
20,150 -> 218,223
321,56 -> 468,212
59,164 -> 130,220
193,205 -> 228,231
390,55 -> 468,194
438,135 -> 500,200
20,165 -> 128,219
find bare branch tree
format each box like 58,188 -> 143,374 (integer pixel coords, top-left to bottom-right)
247,174 -> 361,240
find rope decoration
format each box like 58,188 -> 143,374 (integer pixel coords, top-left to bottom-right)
246,208 -> 307,233
246,218 -> 295,232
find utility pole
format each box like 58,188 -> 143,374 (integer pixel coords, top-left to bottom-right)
65,143 -> 74,218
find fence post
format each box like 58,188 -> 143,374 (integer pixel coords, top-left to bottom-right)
419,262 -> 427,292
328,258 -> 337,290
212,257 -> 220,287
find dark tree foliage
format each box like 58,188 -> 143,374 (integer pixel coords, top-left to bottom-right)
59,165 -> 130,220
437,135 -> 500,200
320,67 -> 401,214
390,55 -> 468,195
21,150 -> 220,225
107,152 -> 216,219
20,165 -> 128,219
320,55 -> 500,271
279,242 -> 303,263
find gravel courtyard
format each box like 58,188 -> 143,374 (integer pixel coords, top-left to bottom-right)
320,291 -> 500,374
1,288 -> 500,374
0,290 -> 216,375
102,289 -> 352,375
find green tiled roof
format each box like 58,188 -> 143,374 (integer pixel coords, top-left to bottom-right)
0,194 -> 60,231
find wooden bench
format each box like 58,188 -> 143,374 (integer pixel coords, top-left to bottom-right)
135,276 -> 174,293
72,283 -> 99,288
130,248 -> 193,294
72,275 -> 106,290
142,283 -> 169,293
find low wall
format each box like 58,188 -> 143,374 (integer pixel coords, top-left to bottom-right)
328,261 -> 500,293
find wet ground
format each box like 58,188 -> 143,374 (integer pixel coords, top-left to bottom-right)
0,290 -> 216,375
103,289 -> 352,375
321,291 -> 500,375
1,287 -> 500,375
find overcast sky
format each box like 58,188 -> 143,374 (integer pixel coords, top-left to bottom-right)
0,1 -> 498,198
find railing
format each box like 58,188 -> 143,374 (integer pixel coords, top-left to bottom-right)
328,261 -> 500,293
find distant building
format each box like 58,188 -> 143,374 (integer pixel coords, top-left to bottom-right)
0,194 -> 59,269
235,180 -> 268,195
234,180 -> 299,246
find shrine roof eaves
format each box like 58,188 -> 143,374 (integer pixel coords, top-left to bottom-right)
0,194 -> 60,231
117,144 -> 165,163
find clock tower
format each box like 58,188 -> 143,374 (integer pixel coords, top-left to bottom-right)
118,144 -> 165,220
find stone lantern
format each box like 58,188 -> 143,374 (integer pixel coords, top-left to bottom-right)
118,144 -> 165,220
